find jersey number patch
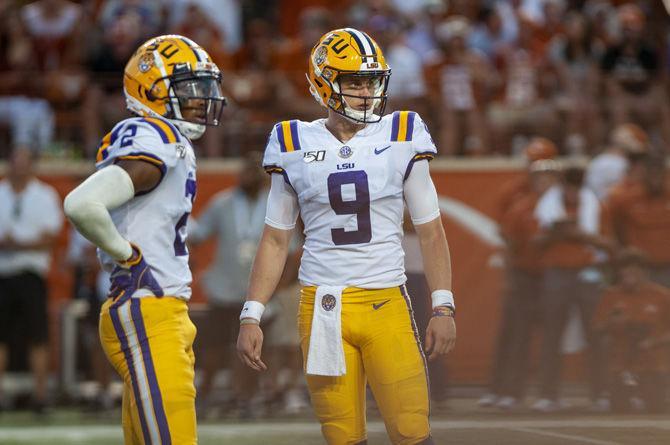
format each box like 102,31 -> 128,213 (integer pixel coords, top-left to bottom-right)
327,170 -> 371,245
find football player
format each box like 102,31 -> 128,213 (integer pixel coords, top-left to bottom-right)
64,35 -> 225,444
237,28 -> 455,444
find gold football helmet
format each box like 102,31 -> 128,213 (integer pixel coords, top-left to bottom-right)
307,28 -> 391,123
124,35 -> 226,139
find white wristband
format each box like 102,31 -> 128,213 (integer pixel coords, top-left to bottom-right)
431,290 -> 455,309
240,300 -> 265,322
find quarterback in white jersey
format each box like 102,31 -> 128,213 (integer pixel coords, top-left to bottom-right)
65,36 -> 225,445
238,28 -> 456,445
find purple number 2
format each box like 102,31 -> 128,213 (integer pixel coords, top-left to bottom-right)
327,170 -> 372,245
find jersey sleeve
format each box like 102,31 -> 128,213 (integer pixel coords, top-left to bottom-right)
392,111 -> 437,181
409,112 -> 437,157
95,117 -> 184,176
263,123 -> 284,174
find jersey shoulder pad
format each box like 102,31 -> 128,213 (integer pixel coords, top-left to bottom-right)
95,117 -> 184,171
388,111 -> 437,158
263,119 -> 305,174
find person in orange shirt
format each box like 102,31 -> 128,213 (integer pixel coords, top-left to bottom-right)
607,155 -> 670,288
532,165 -> 614,412
479,144 -> 560,410
594,249 -> 670,413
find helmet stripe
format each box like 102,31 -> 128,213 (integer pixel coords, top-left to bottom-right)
361,31 -> 377,56
344,28 -> 369,56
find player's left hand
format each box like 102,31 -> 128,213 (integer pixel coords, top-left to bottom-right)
237,324 -> 267,371
109,243 -> 164,302
425,311 -> 456,361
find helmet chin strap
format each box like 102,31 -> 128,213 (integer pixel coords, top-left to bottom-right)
125,91 -> 206,140
341,95 -> 380,123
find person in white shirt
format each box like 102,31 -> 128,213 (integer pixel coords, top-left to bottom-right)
0,147 -> 62,412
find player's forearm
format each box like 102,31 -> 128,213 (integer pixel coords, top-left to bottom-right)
415,217 -> 452,292
245,225 -> 292,306
64,165 -> 134,261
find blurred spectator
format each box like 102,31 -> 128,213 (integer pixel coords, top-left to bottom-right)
607,155 -> 670,287
19,0 -> 84,70
65,227 -> 113,410
405,0 -> 449,62
273,7 -> 332,121
172,1 -> 232,70
0,147 -> 63,412
601,4 -> 670,147
188,152 -> 269,417
424,16 -> 490,155
532,165 -> 611,412
479,140 -> 560,410
487,16 -> 559,154
371,18 -> 428,115
81,7 -> 148,156
594,248 -> 670,413
98,0 -> 161,36
467,5 -> 515,62
585,123 -> 648,200
548,11 -> 602,154
0,5 -> 55,154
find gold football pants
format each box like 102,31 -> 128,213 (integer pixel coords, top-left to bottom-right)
99,296 -> 197,445
299,285 -> 432,445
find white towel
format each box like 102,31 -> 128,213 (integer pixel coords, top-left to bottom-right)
534,185 -> 600,234
305,285 -> 346,376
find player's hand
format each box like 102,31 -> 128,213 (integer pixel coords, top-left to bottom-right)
237,324 -> 267,371
109,243 -> 164,302
425,312 -> 456,361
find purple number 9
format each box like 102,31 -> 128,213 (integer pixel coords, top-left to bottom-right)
328,170 -> 372,245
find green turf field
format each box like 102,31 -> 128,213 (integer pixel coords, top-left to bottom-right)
2,408 -> 670,444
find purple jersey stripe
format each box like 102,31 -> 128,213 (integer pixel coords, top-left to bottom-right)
275,123 -> 287,152
289,120 -> 301,151
130,298 -> 172,444
109,304 -> 153,445
141,119 -> 170,144
406,112 -> 416,141
391,111 -> 400,141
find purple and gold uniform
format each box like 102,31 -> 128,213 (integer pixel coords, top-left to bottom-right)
264,108 -> 436,444
96,115 -> 198,445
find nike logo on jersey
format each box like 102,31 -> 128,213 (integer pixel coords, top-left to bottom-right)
374,145 -> 391,155
372,299 -> 391,310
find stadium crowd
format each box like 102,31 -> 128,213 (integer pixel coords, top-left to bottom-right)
0,0 -> 668,157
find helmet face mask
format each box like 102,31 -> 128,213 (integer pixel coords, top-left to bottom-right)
124,35 -> 227,139
331,71 -> 390,123
161,67 -> 226,127
307,28 -> 391,124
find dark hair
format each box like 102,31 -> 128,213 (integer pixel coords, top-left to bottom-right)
563,12 -> 594,62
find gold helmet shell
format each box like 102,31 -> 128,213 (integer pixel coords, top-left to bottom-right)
307,28 -> 391,123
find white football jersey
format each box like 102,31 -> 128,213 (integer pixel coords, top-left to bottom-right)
263,111 -> 437,288
95,116 -> 196,299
